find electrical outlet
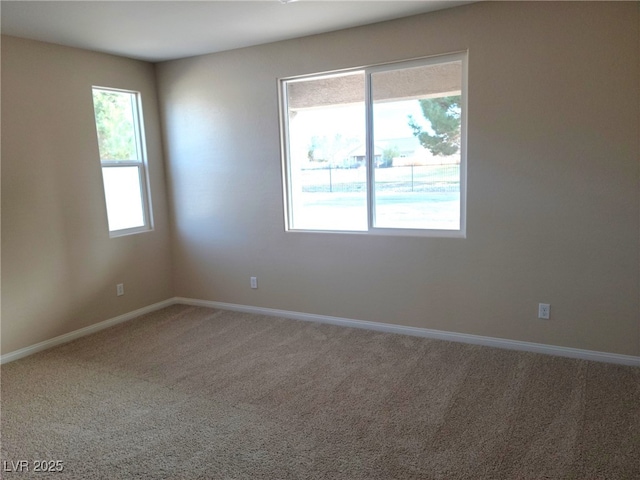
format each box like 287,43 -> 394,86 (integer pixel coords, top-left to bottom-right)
250,277 -> 258,289
538,303 -> 550,319
116,283 -> 124,296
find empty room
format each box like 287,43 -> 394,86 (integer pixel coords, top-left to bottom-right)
1,1 -> 639,478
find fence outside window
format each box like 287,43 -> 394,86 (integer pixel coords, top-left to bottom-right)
300,163 -> 460,194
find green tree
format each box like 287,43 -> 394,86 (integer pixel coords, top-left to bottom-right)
92,90 -> 137,160
380,146 -> 399,168
408,96 -> 461,156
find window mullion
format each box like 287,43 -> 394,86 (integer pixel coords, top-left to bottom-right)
101,160 -> 142,167
279,80 -> 294,230
365,70 -> 375,231
136,164 -> 150,228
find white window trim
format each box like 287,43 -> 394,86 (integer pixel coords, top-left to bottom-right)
92,86 -> 154,238
279,51 -> 468,238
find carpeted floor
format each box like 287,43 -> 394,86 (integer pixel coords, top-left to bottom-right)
1,305 -> 639,479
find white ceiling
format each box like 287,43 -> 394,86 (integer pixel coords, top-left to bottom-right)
1,1 -> 474,62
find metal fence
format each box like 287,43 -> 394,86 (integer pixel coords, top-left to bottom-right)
300,164 -> 460,193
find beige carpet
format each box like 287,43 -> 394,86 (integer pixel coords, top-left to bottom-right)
1,305 -> 639,479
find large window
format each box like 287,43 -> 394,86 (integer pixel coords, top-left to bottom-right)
280,52 -> 467,236
92,87 -> 152,236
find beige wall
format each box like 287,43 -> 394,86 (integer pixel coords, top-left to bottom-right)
1,36 -> 173,353
156,2 -> 639,356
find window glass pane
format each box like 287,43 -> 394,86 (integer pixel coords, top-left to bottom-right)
285,72 -> 367,231
101,166 -> 145,231
92,90 -> 138,161
371,61 -> 462,230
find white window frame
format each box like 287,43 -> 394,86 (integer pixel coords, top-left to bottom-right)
279,51 -> 468,238
92,86 -> 153,237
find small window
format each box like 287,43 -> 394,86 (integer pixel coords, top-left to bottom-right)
280,52 -> 467,236
92,87 -> 152,236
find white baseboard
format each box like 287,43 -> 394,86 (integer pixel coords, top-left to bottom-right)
3,297 -> 639,367
0,299 -> 176,364
177,297 -> 640,367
